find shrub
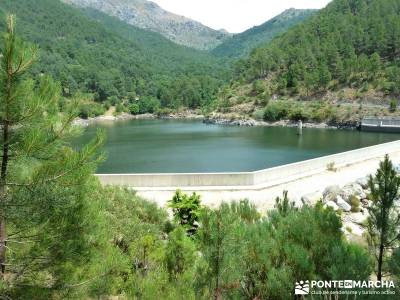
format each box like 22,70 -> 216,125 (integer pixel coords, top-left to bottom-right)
327,162 -> 337,172
168,190 -> 202,235
115,103 -> 126,113
350,195 -> 361,212
103,100 -> 111,110
128,103 -> 140,115
165,227 -> 197,280
252,109 -> 264,121
157,107 -> 174,116
390,99 -> 398,112
288,106 -> 309,121
311,104 -> 338,122
257,92 -> 271,106
78,102 -> 106,119
138,97 -> 161,114
263,102 -> 289,121
108,95 -> 119,106
252,79 -> 265,95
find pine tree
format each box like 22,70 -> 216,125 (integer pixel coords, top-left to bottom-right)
168,190 -> 201,235
367,155 -> 400,281
0,14 -> 103,287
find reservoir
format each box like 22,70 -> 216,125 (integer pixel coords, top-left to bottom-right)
75,119 -> 400,174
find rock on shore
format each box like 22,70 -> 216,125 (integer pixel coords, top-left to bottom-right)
300,175 -> 380,242
73,110 -> 358,130
73,110 -> 204,127
72,113 -> 154,127
203,116 -> 337,129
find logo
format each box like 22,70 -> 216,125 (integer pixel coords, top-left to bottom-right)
295,280 -> 310,295
294,280 -> 396,296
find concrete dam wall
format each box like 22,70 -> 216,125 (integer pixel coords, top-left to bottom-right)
361,117 -> 400,133
96,140 -> 400,189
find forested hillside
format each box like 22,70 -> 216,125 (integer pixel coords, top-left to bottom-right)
1,2 -> 400,299
0,0 -> 228,115
234,0 -> 400,98
212,8 -> 316,59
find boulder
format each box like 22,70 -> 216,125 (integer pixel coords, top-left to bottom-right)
361,199 -> 370,208
342,221 -> 365,237
356,177 -> 369,189
337,196 -> 351,212
324,201 -> 339,211
345,212 -> 368,225
323,185 -> 342,202
393,163 -> 400,174
341,183 -> 365,203
301,192 -> 323,205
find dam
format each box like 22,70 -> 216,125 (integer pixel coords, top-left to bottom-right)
96,140 -> 400,210
361,117 -> 400,133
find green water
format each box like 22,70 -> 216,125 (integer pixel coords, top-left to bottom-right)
74,119 -> 400,174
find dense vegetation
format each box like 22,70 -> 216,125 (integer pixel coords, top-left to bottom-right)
1,2 -> 400,298
212,9 -> 316,59
1,181 -> 379,299
234,0 -> 400,98
0,0 -> 229,116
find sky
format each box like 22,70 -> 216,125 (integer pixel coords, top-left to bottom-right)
151,0 -> 332,33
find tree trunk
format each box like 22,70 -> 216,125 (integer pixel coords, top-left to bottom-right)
377,241 -> 384,281
377,204 -> 388,281
0,122 -> 10,276
0,218 -> 6,274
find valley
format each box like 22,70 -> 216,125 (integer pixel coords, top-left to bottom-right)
0,0 -> 399,298
2,0 -> 398,127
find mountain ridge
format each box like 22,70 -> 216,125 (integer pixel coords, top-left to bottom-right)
61,0 -> 231,50
212,8 -> 317,58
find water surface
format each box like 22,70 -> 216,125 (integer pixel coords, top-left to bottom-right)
74,119 -> 400,173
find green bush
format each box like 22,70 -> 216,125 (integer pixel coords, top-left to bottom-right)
196,200 -> 372,300
252,109 -> 264,121
128,103 -> 140,115
168,190 -> 202,235
103,100 -> 111,110
350,195 -> 361,212
157,107 -> 174,116
390,99 -> 398,112
108,95 -> 119,106
115,103 -> 126,113
288,106 -> 309,121
263,102 -> 289,121
256,92 -> 271,106
252,79 -> 265,95
78,102 -> 106,119
311,104 -> 338,122
138,97 -> 161,114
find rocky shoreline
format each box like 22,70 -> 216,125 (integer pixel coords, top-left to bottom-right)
203,117 -> 335,129
73,111 -> 360,130
72,111 -> 204,127
203,116 -> 360,130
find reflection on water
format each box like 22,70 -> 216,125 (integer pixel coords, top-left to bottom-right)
73,119 -> 400,173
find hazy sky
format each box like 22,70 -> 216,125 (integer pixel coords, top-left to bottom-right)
152,0 -> 332,33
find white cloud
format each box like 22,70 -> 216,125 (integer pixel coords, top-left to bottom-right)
151,0 -> 332,33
